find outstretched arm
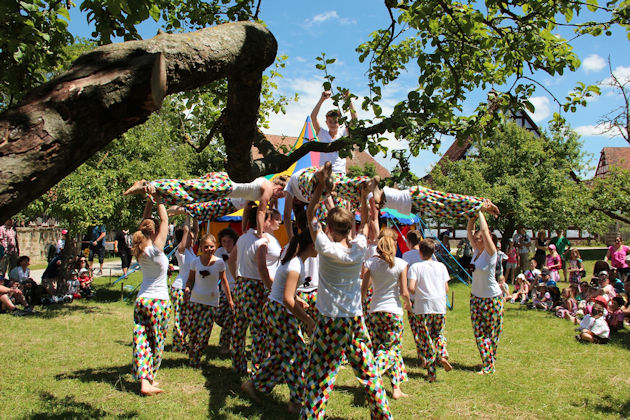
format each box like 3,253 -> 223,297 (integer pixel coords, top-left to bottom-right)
284,192 -> 295,240
178,217 -> 191,254
256,182 -> 274,238
311,91 -> 331,136
478,212 -> 496,256
357,186 -> 369,238
153,194 -> 169,250
306,180 -> 325,244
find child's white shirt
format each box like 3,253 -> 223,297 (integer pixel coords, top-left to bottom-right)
408,260 -> 449,315
364,256 -> 407,315
315,231 -> 367,317
580,314 -> 610,338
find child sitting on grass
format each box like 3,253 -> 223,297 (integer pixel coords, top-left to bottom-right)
78,268 -> 93,298
497,275 -> 510,299
509,274 -> 529,304
606,296 -> 626,333
575,302 -> 610,344
555,288 -> 578,319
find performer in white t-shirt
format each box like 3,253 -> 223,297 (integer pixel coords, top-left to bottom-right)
407,239 -> 453,382
362,227 -> 412,399
184,233 -> 232,368
300,168 -> 392,420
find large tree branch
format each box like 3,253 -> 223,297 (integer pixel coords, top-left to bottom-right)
0,21 -> 277,222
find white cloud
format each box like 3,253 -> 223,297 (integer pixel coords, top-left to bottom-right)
526,96 -> 552,122
294,56 -> 306,63
602,65 -> 630,87
575,123 -> 625,139
582,54 -> 606,73
307,10 -> 356,26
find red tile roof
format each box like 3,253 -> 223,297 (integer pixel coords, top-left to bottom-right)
254,134 -> 391,178
595,147 -> 630,177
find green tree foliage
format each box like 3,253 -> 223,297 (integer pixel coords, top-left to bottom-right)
428,121 -> 593,239
589,166 -> 630,224
347,163 -> 376,178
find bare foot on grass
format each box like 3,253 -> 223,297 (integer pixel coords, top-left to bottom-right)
440,358 -> 453,372
240,380 -> 260,402
392,386 -> 409,399
140,379 -> 164,396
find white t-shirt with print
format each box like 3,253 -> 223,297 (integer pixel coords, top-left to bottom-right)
408,260 -> 449,314
315,231 -> 367,317
297,256 -> 319,293
364,256 -> 407,315
268,257 -> 305,307
190,258 -> 225,307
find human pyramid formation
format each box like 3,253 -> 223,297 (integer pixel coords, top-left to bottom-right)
123,94 -> 503,419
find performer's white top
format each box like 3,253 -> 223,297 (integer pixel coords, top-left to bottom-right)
268,256 -> 305,308
407,259 -> 449,314
382,186 -> 413,215
172,247 -> 197,289
229,177 -> 266,202
317,128 -> 348,174
471,250 -> 501,298
255,233 -> 282,280
138,245 -> 170,300
215,246 -> 235,291
297,256 -> 319,293
364,256 -> 407,315
230,198 -> 248,210
189,258 -> 225,307
235,229 -> 262,280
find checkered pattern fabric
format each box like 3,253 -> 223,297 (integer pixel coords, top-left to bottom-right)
182,198 -> 238,221
251,301 -> 309,403
413,313 -> 448,381
132,297 -> 170,381
216,289 -> 235,350
169,287 -> 187,353
186,301 -> 220,368
150,172 -> 233,205
231,277 -> 269,374
409,185 -> 484,219
470,295 -> 504,374
300,314 -> 392,420
366,311 -> 408,386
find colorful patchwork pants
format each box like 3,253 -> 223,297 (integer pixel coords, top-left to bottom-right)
216,289 -> 235,350
297,289 -> 318,320
181,198 -> 240,221
300,315 -> 392,420
187,301 -> 220,368
297,167 -> 370,209
413,313 -> 448,381
169,287 -> 187,353
409,185 -> 484,219
407,305 -> 422,358
132,297 -> 170,382
470,295 -> 504,373
231,277 -> 269,374
251,301 -> 309,403
150,172 -> 233,205
366,312 -> 408,386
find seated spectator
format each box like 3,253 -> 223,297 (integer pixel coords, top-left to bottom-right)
575,302 -> 609,344
41,255 -> 62,297
78,268 -> 93,298
66,271 -> 81,301
555,288 -> 578,319
606,296 -> 626,333
531,284 -> 553,310
1,275 -> 29,311
498,275 -> 510,299
597,271 -> 616,302
8,256 -> 40,306
524,258 -> 541,286
509,274 -> 529,304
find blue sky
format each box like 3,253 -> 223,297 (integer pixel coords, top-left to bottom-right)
68,1 -> 630,177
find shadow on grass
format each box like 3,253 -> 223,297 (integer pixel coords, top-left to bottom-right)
199,356 -> 290,419
592,394 -> 630,417
23,391 -> 138,419
35,303 -> 105,319
55,358 -> 190,395
608,329 -> 630,350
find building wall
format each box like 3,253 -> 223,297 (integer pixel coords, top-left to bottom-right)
16,226 -> 62,264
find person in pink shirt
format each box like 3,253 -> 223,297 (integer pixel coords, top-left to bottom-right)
0,219 -> 19,277
605,235 -> 630,281
544,244 -> 562,283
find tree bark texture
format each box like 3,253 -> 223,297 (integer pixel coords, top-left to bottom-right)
0,21 -> 277,223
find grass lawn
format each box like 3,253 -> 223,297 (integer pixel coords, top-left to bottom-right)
2,267 -> 629,419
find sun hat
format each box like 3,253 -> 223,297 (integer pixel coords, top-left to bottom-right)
548,244 -> 556,250
61,229 -> 68,235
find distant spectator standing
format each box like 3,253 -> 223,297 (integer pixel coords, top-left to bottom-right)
550,230 -> 571,281
533,230 -> 548,271
513,227 -> 531,274
114,229 -> 133,276
87,225 -> 106,275
605,235 -> 630,282
0,219 -> 19,278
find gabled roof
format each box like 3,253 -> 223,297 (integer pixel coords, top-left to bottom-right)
255,134 -> 391,179
594,147 -> 630,177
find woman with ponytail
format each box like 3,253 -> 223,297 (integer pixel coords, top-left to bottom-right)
131,192 -> 171,396
361,227 -> 412,399
241,230 -> 317,413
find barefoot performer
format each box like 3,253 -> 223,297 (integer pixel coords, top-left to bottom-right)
125,174 -> 288,238
131,192 -> 171,396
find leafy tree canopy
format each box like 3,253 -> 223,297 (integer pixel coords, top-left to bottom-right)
428,121 -> 598,239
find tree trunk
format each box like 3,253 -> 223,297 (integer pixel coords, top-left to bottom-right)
0,22 -> 277,223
